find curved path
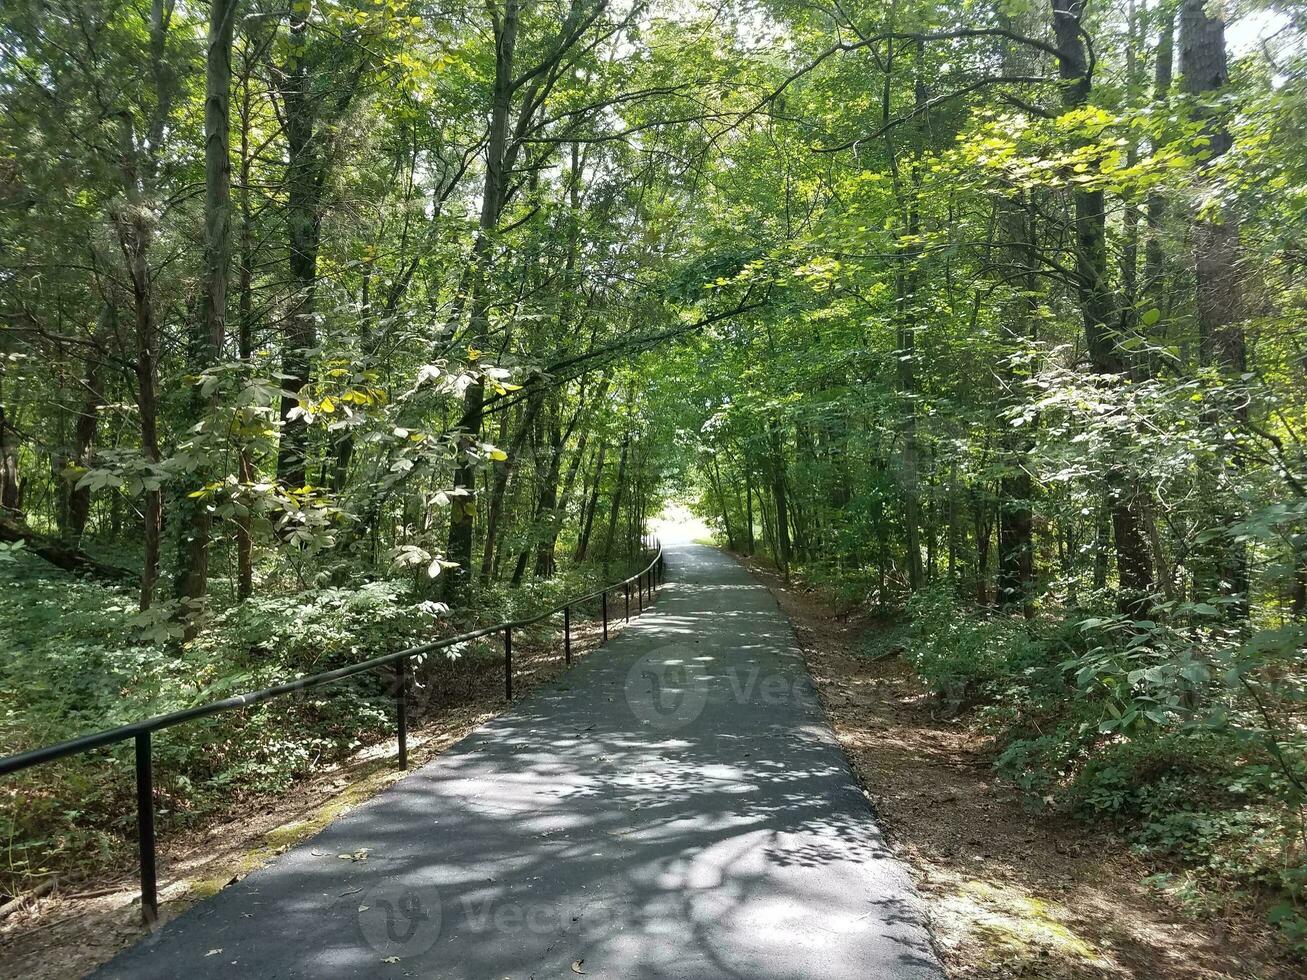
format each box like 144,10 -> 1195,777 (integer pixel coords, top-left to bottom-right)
96,542 -> 940,979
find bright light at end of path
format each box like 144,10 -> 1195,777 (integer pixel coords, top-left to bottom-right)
651,502 -> 713,545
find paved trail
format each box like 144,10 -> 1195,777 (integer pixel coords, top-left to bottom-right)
97,542 -> 940,979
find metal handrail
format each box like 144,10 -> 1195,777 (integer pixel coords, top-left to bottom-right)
0,537 -> 665,922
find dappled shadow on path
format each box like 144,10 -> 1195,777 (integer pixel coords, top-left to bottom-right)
95,544 -> 940,980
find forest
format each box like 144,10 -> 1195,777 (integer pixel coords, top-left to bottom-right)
2,0 -> 1306,971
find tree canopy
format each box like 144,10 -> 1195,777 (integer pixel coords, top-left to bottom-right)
2,0 -> 1306,957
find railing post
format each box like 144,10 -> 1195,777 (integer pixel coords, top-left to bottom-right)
563,606 -> 572,665
396,656 -> 409,770
625,583 -> 630,622
638,573 -> 643,614
601,591 -> 608,642
135,732 -> 158,925
504,627 -> 513,701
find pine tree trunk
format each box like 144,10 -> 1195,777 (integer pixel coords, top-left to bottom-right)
1181,0 -> 1249,618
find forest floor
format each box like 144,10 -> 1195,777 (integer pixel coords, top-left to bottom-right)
0,609 -> 627,980
739,553 -> 1298,980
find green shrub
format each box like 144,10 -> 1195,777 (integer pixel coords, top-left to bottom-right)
905,585 -> 1030,707
0,560 -> 452,884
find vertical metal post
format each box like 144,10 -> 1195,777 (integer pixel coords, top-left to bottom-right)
564,606 -> 572,665
638,573 -> 643,613
625,583 -> 630,622
135,732 -> 158,925
504,627 -> 513,701
396,656 -> 409,770
601,591 -> 608,642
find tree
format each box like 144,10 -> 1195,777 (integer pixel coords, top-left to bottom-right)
175,0 -> 238,630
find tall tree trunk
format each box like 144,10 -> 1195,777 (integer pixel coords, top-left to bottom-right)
66,365 -> 101,537
121,215 -> 163,612
1119,0 -> 1144,347
767,421 -> 791,577
1053,0 -> 1154,611
176,0 -> 237,631
972,485 -> 993,604
744,466 -> 756,556
710,455 -> 737,550
114,125 -> 163,610
538,429 -> 589,573
0,403 -> 19,515
0,321 -> 24,518
533,407 -> 566,577
946,457 -> 960,579
996,192 -> 1036,614
601,435 -> 629,566
235,76 -> 256,600
66,310 -> 111,540
108,0 -> 174,611
759,486 -> 776,561
888,40 -> 926,593
445,0 -> 519,597
480,394 -> 542,581
1181,0 -> 1249,618
277,0 -> 320,493
574,438 -> 606,562
1144,7 -> 1175,318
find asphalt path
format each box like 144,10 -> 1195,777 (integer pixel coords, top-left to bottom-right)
95,541 -> 941,979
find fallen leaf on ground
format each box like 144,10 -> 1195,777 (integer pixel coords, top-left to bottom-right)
571,959 -> 585,974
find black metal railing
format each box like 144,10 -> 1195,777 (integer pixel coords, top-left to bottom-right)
0,538 -> 666,923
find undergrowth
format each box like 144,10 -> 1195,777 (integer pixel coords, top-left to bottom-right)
903,583 -> 1307,952
0,549 -> 634,897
